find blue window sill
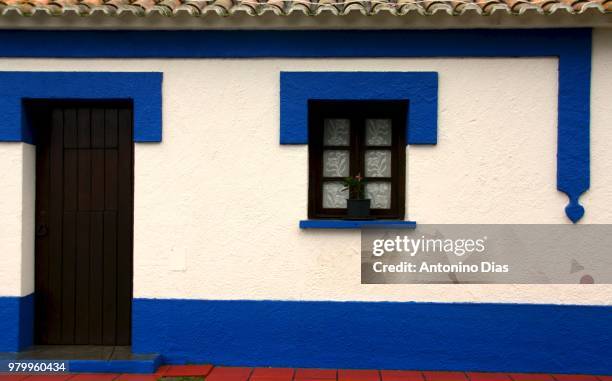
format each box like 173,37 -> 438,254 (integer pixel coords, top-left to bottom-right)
299,220 -> 417,229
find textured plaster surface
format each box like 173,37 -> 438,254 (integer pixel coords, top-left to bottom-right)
582,28 -> 612,224
0,32 -> 610,303
0,143 -> 34,296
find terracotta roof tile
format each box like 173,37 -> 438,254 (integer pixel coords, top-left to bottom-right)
0,0 -> 608,15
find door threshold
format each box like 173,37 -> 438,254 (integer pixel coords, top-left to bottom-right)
0,346 -> 161,374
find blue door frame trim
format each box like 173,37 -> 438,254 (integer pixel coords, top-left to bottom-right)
280,72 -> 438,145
0,71 -> 163,143
0,29 -> 589,222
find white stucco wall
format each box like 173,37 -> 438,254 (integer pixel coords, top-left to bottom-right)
0,142 -> 35,297
0,28 -> 610,304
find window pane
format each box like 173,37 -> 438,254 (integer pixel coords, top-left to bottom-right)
323,119 -> 350,146
366,182 -> 391,209
366,119 -> 392,146
322,181 -> 348,208
323,150 -> 349,177
365,150 -> 391,177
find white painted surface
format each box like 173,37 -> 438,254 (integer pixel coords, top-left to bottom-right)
0,143 -> 34,296
582,28 -> 612,224
0,31 -> 610,303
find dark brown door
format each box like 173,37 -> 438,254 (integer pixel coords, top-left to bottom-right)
34,102 -> 133,345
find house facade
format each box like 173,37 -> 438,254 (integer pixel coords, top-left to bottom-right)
0,3 -> 611,375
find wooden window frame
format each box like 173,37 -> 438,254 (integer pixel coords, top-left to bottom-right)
308,100 -> 407,220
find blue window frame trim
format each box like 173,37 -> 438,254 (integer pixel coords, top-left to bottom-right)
0,29 -> 590,223
299,220 -> 417,229
0,71 -> 162,143
280,72 -> 438,145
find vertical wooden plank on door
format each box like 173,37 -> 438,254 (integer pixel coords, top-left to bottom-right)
89,108 -> 105,344
47,108 -> 64,344
75,108 -> 92,344
102,108 -> 118,345
34,107 -> 51,344
116,108 -> 133,345
88,214 -> 104,345
91,108 -> 105,149
61,108 -> 78,344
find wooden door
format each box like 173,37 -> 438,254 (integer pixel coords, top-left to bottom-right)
34,102 -> 133,345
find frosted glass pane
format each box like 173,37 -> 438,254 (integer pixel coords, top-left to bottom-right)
324,119 -> 350,146
365,150 -> 391,177
322,181 -> 348,208
366,119 -> 392,146
323,150 -> 349,177
366,182 -> 391,209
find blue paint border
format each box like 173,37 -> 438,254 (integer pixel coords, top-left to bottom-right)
0,29 -> 591,221
280,72 -> 438,144
0,294 -> 33,352
132,298 -> 612,375
0,29 -> 589,58
0,72 -> 163,143
68,356 -> 161,374
299,219 -> 417,229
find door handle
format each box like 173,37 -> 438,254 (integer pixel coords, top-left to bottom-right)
36,224 -> 48,237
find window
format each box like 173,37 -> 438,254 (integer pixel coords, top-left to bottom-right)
308,100 -> 407,219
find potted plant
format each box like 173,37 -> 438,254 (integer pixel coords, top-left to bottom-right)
342,173 -> 371,219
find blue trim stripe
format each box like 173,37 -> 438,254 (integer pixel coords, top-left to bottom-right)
299,220 -> 417,229
0,294 -> 33,352
557,41 -> 591,223
0,72 -> 162,143
68,356 -> 161,374
132,298 -> 612,375
0,29 -> 589,58
280,72 -> 438,145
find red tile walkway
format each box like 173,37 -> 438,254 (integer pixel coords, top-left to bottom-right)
1,365 -> 611,381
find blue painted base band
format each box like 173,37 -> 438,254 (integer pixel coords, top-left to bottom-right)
132,298 -> 612,375
0,294 -> 33,352
299,220 -> 417,229
3,296 -> 612,374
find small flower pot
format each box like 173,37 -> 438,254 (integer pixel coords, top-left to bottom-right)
346,198 -> 371,219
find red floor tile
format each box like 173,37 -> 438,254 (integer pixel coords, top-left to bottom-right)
380,370 -> 424,380
250,368 -> 294,380
422,371 -> 467,381
206,366 -> 252,381
295,368 -> 337,380
113,375 -> 159,381
162,364 -> 213,377
510,374 -> 555,381
466,372 -> 512,381
552,376 -> 600,381
154,365 -> 170,376
338,369 -> 380,381
68,375 -> 119,381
